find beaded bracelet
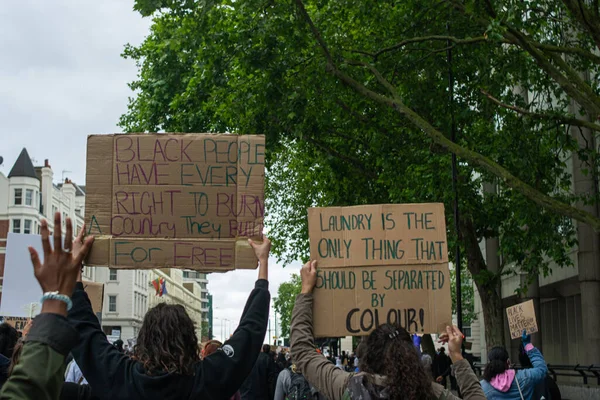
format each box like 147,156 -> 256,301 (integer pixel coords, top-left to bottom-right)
40,292 -> 73,311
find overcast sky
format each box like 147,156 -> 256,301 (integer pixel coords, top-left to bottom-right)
0,0 -> 300,342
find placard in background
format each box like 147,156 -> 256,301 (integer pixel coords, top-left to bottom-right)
506,299 -> 538,339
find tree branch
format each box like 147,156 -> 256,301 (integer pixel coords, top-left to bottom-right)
347,35 -> 488,60
480,89 -> 600,133
294,0 -> 600,232
505,28 -> 600,118
533,42 -> 600,65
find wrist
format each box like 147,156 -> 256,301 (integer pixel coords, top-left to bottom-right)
300,286 -> 314,294
449,351 -> 463,363
41,299 -> 68,316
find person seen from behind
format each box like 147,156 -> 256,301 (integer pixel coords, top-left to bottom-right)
290,260 -> 486,400
274,359 -> 325,400
202,339 -> 241,400
239,344 -> 278,400
480,332 -> 548,399
518,343 -> 560,400
68,227 -> 272,400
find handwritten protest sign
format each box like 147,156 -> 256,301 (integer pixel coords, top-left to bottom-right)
308,204 -> 452,337
84,134 -> 265,271
506,300 -> 538,339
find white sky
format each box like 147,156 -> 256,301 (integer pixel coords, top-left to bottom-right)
0,0 -> 300,342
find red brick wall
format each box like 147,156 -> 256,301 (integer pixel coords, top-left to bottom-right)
0,219 -> 8,242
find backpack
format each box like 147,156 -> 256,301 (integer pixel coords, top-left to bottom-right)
287,370 -> 314,400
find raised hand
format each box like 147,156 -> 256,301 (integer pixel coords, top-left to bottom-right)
28,212 -> 94,315
522,330 -> 531,346
439,325 -> 465,362
300,260 -> 317,294
249,237 -> 271,281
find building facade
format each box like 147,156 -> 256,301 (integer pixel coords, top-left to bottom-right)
150,269 -> 206,340
0,149 -> 94,293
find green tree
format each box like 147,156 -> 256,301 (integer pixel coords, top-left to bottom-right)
272,274 -> 302,338
450,267 -> 477,326
121,0 -> 598,350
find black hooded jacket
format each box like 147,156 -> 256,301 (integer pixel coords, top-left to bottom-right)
67,280 -> 270,400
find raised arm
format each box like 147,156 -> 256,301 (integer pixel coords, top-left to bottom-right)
202,238 -> 271,398
290,261 -> 350,400
67,224 -> 134,395
520,331 -> 548,385
1,213 -> 89,400
438,326 -> 487,400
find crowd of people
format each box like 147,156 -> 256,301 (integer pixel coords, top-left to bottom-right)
0,213 -> 559,399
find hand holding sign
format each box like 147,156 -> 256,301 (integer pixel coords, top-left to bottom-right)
300,261 -> 318,294
249,237 -> 271,281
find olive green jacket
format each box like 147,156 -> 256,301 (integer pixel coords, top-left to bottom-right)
290,293 -> 486,400
1,313 -> 79,400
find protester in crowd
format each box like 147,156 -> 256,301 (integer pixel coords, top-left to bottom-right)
434,347 -> 452,388
276,351 -> 289,372
201,340 -> 223,359
518,343 -> 561,400
112,340 -> 124,353
0,323 -> 19,388
202,339 -> 241,400
0,213 -> 92,399
239,344 -> 278,400
480,332 -> 548,399
290,260 -> 486,400
274,362 -> 325,400
68,227 -> 271,400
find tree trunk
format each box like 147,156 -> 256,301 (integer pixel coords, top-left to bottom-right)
461,218 -> 505,350
476,280 -> 505,348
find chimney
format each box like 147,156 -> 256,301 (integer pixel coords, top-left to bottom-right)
44,159 -> 50,168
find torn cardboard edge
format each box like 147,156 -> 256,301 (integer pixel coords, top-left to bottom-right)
311,263 -> 453,337
85,237 -> 256,271
84,133 -> 265,270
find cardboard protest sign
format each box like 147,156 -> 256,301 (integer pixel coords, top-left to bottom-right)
308,204 -> 451,337
2,317 -> 29,332
506,300 -> 538,339
84,133 -> 265,271
83,281 -> 104,315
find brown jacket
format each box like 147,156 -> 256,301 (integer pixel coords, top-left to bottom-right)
290,293 -> 486,400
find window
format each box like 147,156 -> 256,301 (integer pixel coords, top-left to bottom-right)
108,296 -> 117,312
109,269 -> 117,281
52,205 -> 58,215
462,326 -> 472,337
12,219 -> 21,233
25,189 -> 33,206
24,220 -> 31,234
14,189 -> 22,205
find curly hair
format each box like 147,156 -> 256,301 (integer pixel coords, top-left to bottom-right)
483,346 -> 509,382
133,303 -> 200,375
359,323 -> 435,400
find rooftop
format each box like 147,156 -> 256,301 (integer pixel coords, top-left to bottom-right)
8,148 -> 38,179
